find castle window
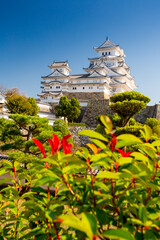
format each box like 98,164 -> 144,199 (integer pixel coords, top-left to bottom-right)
109,52 -> 110,55
73,87 -> 77,90
106,52 -> 107,55
56,86 -> 60,89
83,87 -> 85,89
102,52 -> 104,56
50,86 -> 52,89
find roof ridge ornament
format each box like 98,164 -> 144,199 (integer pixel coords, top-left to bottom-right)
106,36 -> 109,41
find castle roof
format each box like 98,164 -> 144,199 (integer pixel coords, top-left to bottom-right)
48,61 -> 72,71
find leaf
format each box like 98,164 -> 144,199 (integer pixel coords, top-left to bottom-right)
96,171 -> 120,179
34,176 -> 60,187
32,138 -> 46,158
0,177 -> 11,185
139,206 -> 148,224
0,168 -> 6,176
81,213 -> 97,236
86,143 -> 100,154
118,157 -> 133,166
89,138 -> 107,149
57,213 -> 97,239
152,140 -> 160,147
100,115 -> 113,134
116,134 -> 142,149
91,153 -> 109,162
131,152 -> 148,164
78,129 -> 108,142
103,229 -> 135,240
140,125 -> 152,142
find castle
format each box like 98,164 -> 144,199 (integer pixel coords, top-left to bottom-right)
38,37 -> 137,106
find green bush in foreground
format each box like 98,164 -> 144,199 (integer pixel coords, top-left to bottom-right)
0,116 -> 159,239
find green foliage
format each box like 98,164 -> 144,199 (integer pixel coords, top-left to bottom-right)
0,114 -> 54,154
110,91 -> 150,103
68,97 -> 81,122
110,91 -> 150,127
145,118 -> 160,137
115,125 -> 144,137
55,96 -> 81,121
0,115 -> 160,239
68,122 -> 86,127
5,88 -> 39,116
53,119 -> 73,144
96,113 -> 121,127
28,97 -> 39,115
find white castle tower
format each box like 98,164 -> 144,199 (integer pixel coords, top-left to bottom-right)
38,37 -> 136,106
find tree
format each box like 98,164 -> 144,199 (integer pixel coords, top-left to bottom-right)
5,88 -> 39,116
110,91 -> 150,127
68,97 -> 81,122
55,96 -> 81,122
55,96 -> 71,121
0,114 -> 61,155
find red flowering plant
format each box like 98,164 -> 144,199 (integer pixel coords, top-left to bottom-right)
0,115 -> 160,240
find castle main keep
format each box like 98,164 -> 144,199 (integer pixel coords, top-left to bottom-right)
38,37 -> 136,106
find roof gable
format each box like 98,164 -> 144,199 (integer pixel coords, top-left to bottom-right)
98,39 -> 116,49
88,71 -> 105,77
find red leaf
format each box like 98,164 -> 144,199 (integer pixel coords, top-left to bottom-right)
61,136 -> 72,155
62,134 -> 72,141
110,134 -> 117,152
117,148 -> 132,157
32,139 -> 46,158
48,134 -> 61,154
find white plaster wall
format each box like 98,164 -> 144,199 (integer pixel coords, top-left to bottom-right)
69,85 -> 105,92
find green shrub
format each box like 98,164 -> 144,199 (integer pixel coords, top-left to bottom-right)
145,118 -> 160,137
68,122 -> 86,127
0,116 -> 159,239
115,125 -> 144,137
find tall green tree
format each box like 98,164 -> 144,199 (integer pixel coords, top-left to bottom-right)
110,91 -> 150,127
55,96 -> 81,122
5,88 -> 39,116
68,97 -> 81,122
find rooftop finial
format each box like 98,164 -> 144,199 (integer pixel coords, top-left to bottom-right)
106,36 -> 109,41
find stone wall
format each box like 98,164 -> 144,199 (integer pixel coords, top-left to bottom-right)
68,125 -> 87,147
81,100 -> 160,127
134,104 -> 160,123
63,92 -> 109,101
81,99 -> 113,127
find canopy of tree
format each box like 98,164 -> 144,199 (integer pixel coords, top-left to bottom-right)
0,114 -> 57,155
5,88 -> 39,116
110,91 -> 150,127
55,96 -> 81,122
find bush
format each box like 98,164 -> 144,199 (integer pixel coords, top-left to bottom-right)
0,116 -> 159,239
115,125 -> 144,137
145,118 -> 160,137
68,122 -> 86,127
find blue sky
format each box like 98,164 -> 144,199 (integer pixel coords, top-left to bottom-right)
0,0 -> 160,105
